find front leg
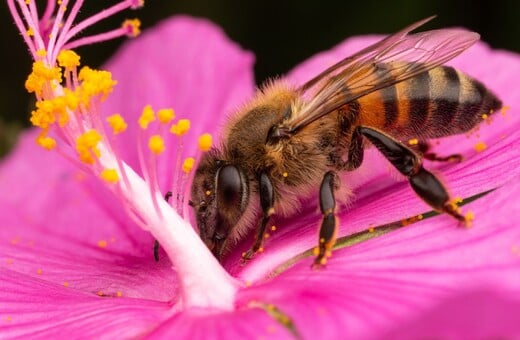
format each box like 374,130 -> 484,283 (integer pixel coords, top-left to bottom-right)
359,126 -> 466,223
313,171 -> 340,268
242,172 -> 275,262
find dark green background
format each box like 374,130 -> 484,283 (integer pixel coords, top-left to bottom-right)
1,1 -> 519,156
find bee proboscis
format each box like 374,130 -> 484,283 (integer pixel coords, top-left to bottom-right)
190,16 -> 501,267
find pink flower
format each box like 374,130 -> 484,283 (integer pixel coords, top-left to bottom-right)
2,2 -> 520,338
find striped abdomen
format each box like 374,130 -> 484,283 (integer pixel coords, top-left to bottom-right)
355,65 -> 502,139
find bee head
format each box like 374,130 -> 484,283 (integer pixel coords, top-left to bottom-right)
190,152 -> 249,260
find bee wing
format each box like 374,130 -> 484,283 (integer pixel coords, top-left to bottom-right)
287,17 -> 480,131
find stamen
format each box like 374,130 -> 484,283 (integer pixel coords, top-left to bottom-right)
106,114 -> 128,134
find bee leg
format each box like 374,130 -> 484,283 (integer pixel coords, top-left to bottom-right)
358,127 -> 466,223
242,173 -> 275,262
313,171 -> 339,268
413,140 -> 463,163
153,191 -> 174,262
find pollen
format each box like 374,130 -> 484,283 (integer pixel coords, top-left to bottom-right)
205,190 -> 211,196
464,211 -> 475,228
26,27 -> 34,37
170,119 -> 191,136
138,105 -> 155,129
36,135 -> 57,150
97,291 -> 105,297
198,133 -> 213,151
474,141 -> 487,152
75,130 -> 102,164
116,291 -> 123,297
182,157 -> 195,174
36,49 -> 47,58
106,114 -> 127,134
148,135 -> 165,155
77,67 -> 116,105
271,225 -> 277,231
63,282 -> 70,287
282,172 -> 288,178
122,18 -> 141,37
157,108 -> 175,124
36,268 -> 43,275
368,227 -> 375,233
408,138 -> 419,146
501,105 -> 510,116
481,113 -> 488,120
100,169 -> 119,183
57,50 -> 81,69
25,61 -> 62,95
97,240 -> 108,248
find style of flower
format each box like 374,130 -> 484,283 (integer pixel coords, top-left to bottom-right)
2,1 -> 520,338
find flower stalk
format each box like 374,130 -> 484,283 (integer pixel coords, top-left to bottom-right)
8,0 -> 239,309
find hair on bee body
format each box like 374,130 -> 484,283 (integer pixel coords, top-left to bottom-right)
189,16 -> 501,267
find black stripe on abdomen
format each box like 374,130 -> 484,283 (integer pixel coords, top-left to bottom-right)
430,66 -> 460,127
407,71 -> 431,130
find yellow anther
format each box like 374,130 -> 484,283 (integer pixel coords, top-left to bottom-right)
198,133 -> 213,151
76,130 -> 102,164
36,49 -> 47,58
36,135 -> 57,150
97,240 -> 108,248
157,108 -> 175,124
100,169 -> 119,183
25,61 -> 62,95
106,114 -> 127,134
148,135 -> 165,155
57,50 -> 80,69
77,66 -> 116,105
408,138 -> 419,146
26,27 -> 34,37
474,141 -> 487,152
122,18 -> 141,37
182,157 -> 195,174
170,119 -> 191,136
138,105 -> 155,129
313,247 -> 319,256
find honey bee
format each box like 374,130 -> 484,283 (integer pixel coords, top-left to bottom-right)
189,16 -> 501,267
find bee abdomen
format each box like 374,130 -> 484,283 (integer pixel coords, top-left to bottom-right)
357,65 -> 501,139
401,66 -> 501,138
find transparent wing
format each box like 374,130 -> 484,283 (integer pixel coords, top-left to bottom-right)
287,16 -> 479,131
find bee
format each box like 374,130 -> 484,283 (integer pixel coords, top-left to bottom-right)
190,16 -> 501,267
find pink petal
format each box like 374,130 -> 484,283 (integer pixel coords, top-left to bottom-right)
237,176 -> 520,339
0,268 -> 169,338
148,308 -> 294,339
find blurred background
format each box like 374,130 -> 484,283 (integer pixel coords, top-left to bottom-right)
1,1 -> 519,157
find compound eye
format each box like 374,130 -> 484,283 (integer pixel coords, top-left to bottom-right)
216,165 -> 244,208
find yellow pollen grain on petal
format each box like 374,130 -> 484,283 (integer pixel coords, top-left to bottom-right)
116,291 -> 123,297
138,105 -> 155,129
36,268 -> 43,275
157,108 -> 175,124
6,258 -> 14,265
57,50 -> 81,69
122,18 -> 141,37
63,281 -> 69,287
198,133 -> 212,151
106,114 -> 127,134
464,211 -> 475,228
97,291 -> 104,297
149,135 -> 165,155
97,240 -> 108,248
170,119 -> 190,136
36,135 -> 57,151
6,316 -> 12,322
501,105 -> 510,116
100,169 -> 119,183
474,141 -> 487,152
271,225 -> 277,231
408,138 -> 419,146
368,227 -> 375,233
182,157 -> 195,174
